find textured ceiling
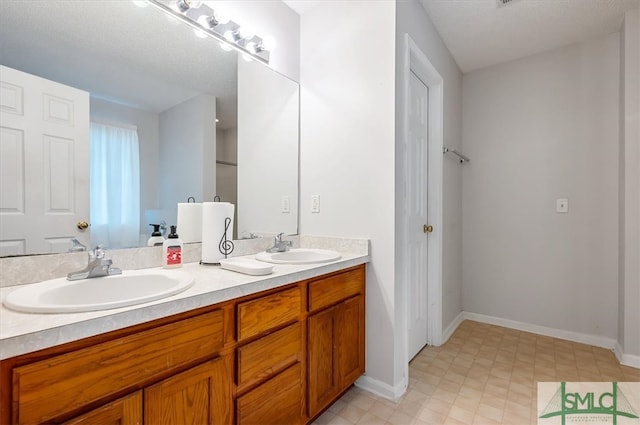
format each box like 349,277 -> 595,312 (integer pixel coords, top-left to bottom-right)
284,0 -> 638,73
420,0 -> 639,73
0,0 -> 238,127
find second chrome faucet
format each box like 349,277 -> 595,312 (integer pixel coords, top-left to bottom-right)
266,233 -> 292,253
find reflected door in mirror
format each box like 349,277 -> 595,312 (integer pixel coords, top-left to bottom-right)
0,65 -> 90,256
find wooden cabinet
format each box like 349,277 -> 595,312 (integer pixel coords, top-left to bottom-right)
236,286 -> 304,424
1,264 -> 366,425
145,357 -> 232,425
63,392 -> 142,425
307,267 -> 366,419
236,364 -> 302,425
11,310 -> 225,424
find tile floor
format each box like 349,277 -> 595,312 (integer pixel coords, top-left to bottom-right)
313,320 -> 640,425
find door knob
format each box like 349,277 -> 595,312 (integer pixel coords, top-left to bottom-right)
77,220 -> 89,230
423,224 -> 433,233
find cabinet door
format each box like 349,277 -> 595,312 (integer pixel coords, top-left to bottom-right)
236,363 -> 302,425
337,296 -> 365,386
307,306 -> 339,417
145,357 -> 232,425
63,391 -> 142,425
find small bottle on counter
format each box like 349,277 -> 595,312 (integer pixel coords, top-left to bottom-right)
147,224 -> 165,246
163,225 -> 183,268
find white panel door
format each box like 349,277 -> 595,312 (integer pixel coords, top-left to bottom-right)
407,70 -> 430,361
0,65 -> 90,256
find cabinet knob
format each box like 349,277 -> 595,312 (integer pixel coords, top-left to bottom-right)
77,220 -> 89,230
423,224 -> 433,233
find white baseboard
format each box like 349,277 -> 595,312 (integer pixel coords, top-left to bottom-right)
615,342 -> 640,369
355,375 -> 407,401
462,311 -> 618,350
441,311 -> 465,345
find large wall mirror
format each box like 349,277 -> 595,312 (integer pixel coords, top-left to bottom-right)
0,0 -> 299,256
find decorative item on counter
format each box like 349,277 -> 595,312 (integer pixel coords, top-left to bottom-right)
147,224 -> 165,246
218,217 -> 234,259
176,196 -> 202,243
201,201 -> 235,265
163,225 -> 183,268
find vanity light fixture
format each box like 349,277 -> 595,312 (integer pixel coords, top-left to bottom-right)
144,0 -> 272,64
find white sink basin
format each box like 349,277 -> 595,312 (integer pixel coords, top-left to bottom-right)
255,248 -> 341,265
3,269 -> 194,314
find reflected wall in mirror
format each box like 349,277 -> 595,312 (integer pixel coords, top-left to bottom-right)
0,0 -> 299,257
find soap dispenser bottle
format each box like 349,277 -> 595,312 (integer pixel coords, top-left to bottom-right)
163,225 -> 183,268
147,224 -> 165,246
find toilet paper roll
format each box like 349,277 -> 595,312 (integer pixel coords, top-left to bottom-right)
177,202 -> 202,243
201,202 -> 235,264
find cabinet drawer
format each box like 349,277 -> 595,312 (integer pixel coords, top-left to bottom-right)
237,322 -> 301,388
308,267 -> 365,313
237,286 -> 301,341
63,391 -> 142,425
236,363 -> 302,425
13,310 -> 224,425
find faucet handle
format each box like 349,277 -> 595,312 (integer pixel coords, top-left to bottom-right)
90,245 -> 105,260
275,232 -> 284,242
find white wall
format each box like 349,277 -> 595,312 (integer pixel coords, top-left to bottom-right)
299,0 -> 397,391
90,98 -> 160,237
159,94 -> 216,224
462,34 -> 620,341
396,0 -> 464,340
619,9 -> 640,361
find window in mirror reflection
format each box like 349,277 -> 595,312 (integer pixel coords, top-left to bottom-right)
89,122 -> 140,249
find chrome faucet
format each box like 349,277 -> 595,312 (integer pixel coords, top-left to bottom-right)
266,233 -> 292,253
67,245 -> 122,281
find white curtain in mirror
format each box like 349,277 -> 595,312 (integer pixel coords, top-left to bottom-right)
90,122 -> 140,249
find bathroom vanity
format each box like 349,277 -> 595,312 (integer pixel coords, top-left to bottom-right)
0,256 -> 367,425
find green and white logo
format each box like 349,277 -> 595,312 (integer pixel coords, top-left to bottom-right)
538,382 -> 640,425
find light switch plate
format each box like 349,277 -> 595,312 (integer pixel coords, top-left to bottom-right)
311,195 -> 320,213
281,196 -> 290,213
556,198 -> 569,213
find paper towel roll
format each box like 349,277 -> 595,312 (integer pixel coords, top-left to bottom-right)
201,202 -> 235,264
177,202 -> 202,243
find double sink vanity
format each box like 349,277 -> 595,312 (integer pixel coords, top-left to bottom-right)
0,239 -> 369,425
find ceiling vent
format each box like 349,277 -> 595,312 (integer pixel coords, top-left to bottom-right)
496,0 -> 521,7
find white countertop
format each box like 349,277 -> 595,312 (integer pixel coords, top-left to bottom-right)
0,252 -> 368,360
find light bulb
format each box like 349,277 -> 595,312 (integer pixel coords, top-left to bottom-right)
172,0 -> 190,12
238,27 -> 254,40
245,41 -> 257,54
224,30 -> 237,42
261,35 -> 276,51
213,10 -> 230,25
197,14 -> 216,28
193,28 -> 207,39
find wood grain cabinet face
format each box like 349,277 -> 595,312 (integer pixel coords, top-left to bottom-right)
307,267 -> 366,419
12,310 -> 224,425
237,322 -> 302,390
307,306 -> 340,416
236,363 -> 303,425
145,357 -> 232,425
63,391 -> 142,425
236,286 -> 301,342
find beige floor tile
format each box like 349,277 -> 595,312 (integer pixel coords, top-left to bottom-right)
313,320 -> 640,425
337,404 -> 368,424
